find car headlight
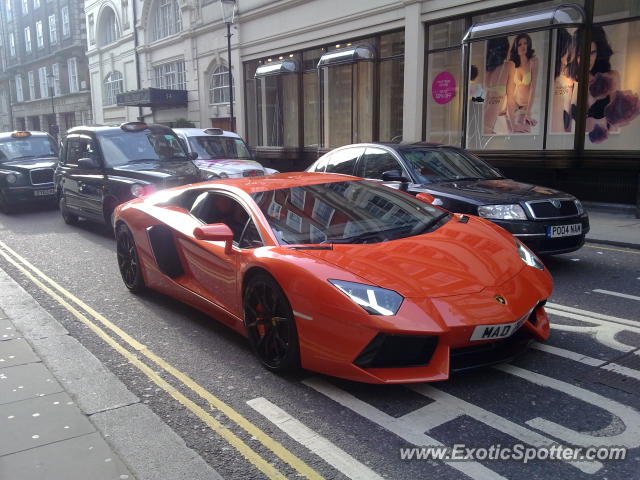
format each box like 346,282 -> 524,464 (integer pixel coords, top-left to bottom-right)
328,280 -> 403,315
574,199 -> 584,215
6,173 -> 18,184
130,183 -> 149,198
478,204 -> 527,220
516,240 -> 544,271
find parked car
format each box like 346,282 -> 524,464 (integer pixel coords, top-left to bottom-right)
55,122 -> 200,226
0,131 -> 59,213
173,127 -> 278,179
307,143 -> 589,255
113,172 -> 552,383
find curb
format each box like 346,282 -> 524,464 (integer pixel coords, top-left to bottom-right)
585,238 -> 640,251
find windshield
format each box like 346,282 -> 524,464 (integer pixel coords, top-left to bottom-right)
252,181 -> 450,245
188,136 -> 251,160
0,136 -> 58,162
98,130 -> 188,167
399,148 -> 503,183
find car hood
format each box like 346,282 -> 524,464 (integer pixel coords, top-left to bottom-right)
111,161 -> 199,181
300,215 -> 524,298
415,178 -> 573,205
195,158 -> 265,177
1,157 -> 57,173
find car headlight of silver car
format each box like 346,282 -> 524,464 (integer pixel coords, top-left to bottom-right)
574,199 -> 584,215
5,173 -> 19,184
328,280 -> 403,315
478,204 -> 527,220
516,240 -> 544,271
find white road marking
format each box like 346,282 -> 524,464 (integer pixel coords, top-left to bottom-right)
547,302 -> 638,329
495,364 -> 640,448
303,377 -> 507,480
247,397 -> 383,480
531,343 -> 640,381
593,289 -> 640,302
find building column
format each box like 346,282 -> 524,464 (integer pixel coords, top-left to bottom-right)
402,2 -> 425,143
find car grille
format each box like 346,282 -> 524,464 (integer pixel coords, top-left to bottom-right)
30,168 -> 54,185
354,334 -> 438,368
450,328 -> 532,372
525,199 -> 578,219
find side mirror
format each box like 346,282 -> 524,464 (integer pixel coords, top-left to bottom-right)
194,223 -> 233,254
78,157 -> 100,169
187,151 -> 198,161
381,169 -> 409,183
416,192 -> 436,204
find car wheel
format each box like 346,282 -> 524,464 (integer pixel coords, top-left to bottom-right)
59,195 -> 79,225
0,192 -> 14,214
116,223 -> 146,293
243,273 -> 300,372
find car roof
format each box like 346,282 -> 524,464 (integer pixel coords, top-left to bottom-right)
65,123 -> 176,135
185,172 -> 361,195
173,128 -> 242,139
322,141 -> 455,151
0,130 -> 52,140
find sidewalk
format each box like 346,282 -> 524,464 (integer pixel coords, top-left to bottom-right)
585,203 -> 640,250
0,267 -> 222,480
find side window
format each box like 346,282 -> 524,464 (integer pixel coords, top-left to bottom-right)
311,154 -> 330,173
325,147 -> 364,175
356,147 -> 404,180
191,193 -> 262,247
66,136 -> 99,167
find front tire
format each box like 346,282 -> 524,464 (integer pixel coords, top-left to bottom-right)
116,223 -> 146,293
0,192 -> 14,214
243,273 -> 300,372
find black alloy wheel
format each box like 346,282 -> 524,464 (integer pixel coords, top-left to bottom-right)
59,194 -> 79,225
116,224 -> 145,293
243,273 -> 300,372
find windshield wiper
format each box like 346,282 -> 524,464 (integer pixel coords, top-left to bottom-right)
324,226 -> 411,244
412,213 -> 450,236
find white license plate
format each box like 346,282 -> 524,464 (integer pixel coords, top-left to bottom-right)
547,223 -> 582,238
470,314 -> 528,341
34,188 -> 55,197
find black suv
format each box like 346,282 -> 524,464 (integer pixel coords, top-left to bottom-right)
0,131 -> 59,213
55,123 -> 200,226
307,143 -> 590,255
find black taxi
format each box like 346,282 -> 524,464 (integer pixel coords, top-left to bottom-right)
0,131 -> 59,213
55,122 -> 200,226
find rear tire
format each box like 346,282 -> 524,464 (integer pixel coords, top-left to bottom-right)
59,194 -> 79,225
243,273 -> 300,373
116,223 -> 146,293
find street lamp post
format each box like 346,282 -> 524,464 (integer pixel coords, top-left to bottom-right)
46,71 -> 59,138
220,0 -> 236,131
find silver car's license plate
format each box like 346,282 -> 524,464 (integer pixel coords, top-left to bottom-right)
34,188 -> 55,197
547,223 -> 582,238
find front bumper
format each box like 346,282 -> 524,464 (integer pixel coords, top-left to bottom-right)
490,214 -> 589,255
299,265 -> 552,384
1,184 -> 57,204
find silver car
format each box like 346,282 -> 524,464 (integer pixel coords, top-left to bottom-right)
173,128 -> 278,180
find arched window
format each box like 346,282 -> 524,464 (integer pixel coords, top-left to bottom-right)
151,0 -> 182,42
104,71 -> 124,105
98,7 -> 119,46
209,64 -> 234,104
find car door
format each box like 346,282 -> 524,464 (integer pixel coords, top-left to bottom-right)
355,147 -> 410,187
59,134 -> 102,216
173,191 -> 247,314
71,134 -> 105,219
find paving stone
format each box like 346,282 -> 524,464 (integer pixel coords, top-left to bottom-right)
0,339 -> 39,368
0,363 -> 64,405
0,319 -> 19,342
0,392 -> 95,456
0,432 -> 132,480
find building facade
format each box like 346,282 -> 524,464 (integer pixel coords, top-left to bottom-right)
0,0 -> 92,134
87,0 -> 640,205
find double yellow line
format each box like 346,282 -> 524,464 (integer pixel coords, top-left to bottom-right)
0,240 -> 324,480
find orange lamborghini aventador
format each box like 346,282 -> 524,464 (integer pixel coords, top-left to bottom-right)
113,172 -> 552,384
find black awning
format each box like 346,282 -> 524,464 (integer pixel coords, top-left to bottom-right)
117,88 -> 188,107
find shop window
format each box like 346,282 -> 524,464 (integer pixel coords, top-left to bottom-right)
255,59 -> 299,147
584,20 -> 640,151
428,18 -> 465,50
244,61 -> 259,147
320,45 -> 374,148
379,31 -> 404,142
426,48 -> 462,146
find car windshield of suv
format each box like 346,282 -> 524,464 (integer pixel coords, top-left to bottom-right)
0,137 -> 57,162
188,136 -> 251,160
399,148 -> 503,184
252,180 -> 450,245
98,130 -> 188,167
